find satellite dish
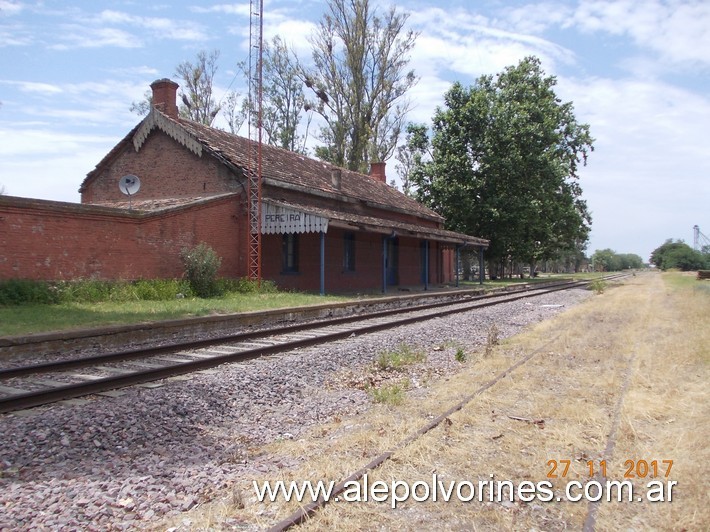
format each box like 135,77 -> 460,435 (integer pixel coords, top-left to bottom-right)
119,174 -> 141,209
119,174 -> 141,196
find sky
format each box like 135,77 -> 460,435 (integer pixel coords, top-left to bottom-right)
1,0 -> 708,261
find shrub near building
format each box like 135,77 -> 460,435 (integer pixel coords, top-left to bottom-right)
180,242 -> 223,298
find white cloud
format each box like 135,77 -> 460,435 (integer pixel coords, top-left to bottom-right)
572,0 -> 710,67
191,4 -> 249,16
558,74 -> 710,256
0,0 -> 24,16
0,80 -> 63,95
503,2 -> 574,34
264,19 -> 317,56
108,65 -> 160,77
407,5 -> 575,83
0,22 -> 32,46
46,9 -> 210,50
52,26 -> 142,50
1,79 -> 150,128
95,10 -> 209,42
0,129 -> 117,202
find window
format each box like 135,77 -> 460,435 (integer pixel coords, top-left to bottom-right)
282,233 -> 299,273
343,232 -> 356,272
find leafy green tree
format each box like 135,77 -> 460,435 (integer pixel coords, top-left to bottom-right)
591,249 -> 644,271
409,57 -> 593,278
650,239 -> 708,271
650,239 -> 684,269
591,249 -> 619,272
618,253 -> 645,269
302,0 -> 418,172
664,247 -> 707,270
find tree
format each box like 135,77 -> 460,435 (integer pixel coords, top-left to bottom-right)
259,36 -> 312,153
650,239 -> 709,271
591,249 -> 619,272
221,89 -> 247,135
129,90 -> 152,116
129,49 -> 241,128
591,249 -> 644,271
301,0 -> 418,172
618,253 -> 645,269
395,123 -> 429,196
175,49 -> 222,125
408,57 -> 594,278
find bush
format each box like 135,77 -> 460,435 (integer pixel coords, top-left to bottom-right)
589,278 -> 607,295
0,278 -> 196,306
180,243 -> 223,298
0,279 -> 59,305
455,347 -> 467,363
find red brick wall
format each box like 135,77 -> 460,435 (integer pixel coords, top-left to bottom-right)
261,229 -> 453,293
81,131 -> 240,203
0,195 -> 244,281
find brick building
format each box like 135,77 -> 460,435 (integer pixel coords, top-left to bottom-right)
0,79 -> 487,293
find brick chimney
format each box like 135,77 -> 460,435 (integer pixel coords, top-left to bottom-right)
150,78 -> 179,118
369,161 -> 387,183
331,168 -> 342,190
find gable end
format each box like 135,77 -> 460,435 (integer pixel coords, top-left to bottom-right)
133,109 -> 202,157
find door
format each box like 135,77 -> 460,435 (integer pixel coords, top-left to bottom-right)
387,237 -> 399,286
420,241 -> 429,285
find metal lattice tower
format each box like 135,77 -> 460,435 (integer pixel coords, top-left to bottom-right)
246,0 -> 263,282
693,225 -> 710,251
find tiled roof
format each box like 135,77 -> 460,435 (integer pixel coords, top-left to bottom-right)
88,195 -> 224,211
169,114 -> 443,222
81,109 -> 450,223
265,199 -> 488,247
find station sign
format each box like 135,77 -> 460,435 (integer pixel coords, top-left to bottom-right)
261,203 -> 329,234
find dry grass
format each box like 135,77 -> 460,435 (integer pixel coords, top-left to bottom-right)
159,272 -> 708,531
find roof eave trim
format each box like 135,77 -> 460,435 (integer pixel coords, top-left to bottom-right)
133,109 -> 203,157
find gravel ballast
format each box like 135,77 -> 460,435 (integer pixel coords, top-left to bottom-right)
0,288 -> 591,529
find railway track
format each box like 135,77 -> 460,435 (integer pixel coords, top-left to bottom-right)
0,275 -> 625,414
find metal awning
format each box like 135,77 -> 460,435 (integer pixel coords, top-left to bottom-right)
261,199 -> 488,248
260,202 -> 329,234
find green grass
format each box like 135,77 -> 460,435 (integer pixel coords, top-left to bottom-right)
376,344 -> 426,371
0,292 -> 350,337
369,381 -> 410,405
662,270 -> 710,295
